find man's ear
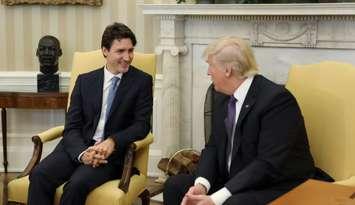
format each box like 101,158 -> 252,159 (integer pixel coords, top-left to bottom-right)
102,47 -> 108,58
224,64 -> 233,77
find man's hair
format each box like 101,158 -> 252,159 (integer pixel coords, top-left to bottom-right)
101,22 -> 137,51
203,36 -> 258,78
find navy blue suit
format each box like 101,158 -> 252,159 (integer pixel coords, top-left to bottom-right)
164,75 -> 318,205
28,66 -> 153,205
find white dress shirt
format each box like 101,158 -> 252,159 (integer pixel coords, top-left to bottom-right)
195,75 -> 254,205
78,66 -> 122,161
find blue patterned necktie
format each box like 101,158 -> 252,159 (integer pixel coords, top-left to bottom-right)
105,76 -> 120,121
225,95 -> 237,169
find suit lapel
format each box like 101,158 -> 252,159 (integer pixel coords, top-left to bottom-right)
92,68 -> 104,132
232,76 -> 258,159
214,92 -> 229,172
106,66 -> 134,121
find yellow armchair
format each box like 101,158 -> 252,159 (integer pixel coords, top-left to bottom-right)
7,50 -> 156,205
286,61 -> 355,186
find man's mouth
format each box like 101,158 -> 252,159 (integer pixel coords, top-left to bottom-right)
120,62 -> 130,67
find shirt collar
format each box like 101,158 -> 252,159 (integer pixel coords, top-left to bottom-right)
233,75 -> 254,102
104,65 -> 123,84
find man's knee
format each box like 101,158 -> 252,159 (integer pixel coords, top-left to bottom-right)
164,174 -> 193,192
63,180 -> 84,194
163,175 -> 193,205
164,174 -> 195,200
29,165 -> 47,183
224,192 -> 258,205
63,177 -> 91,195
164,175 -> 180,191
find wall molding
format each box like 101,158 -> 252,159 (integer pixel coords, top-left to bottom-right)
188,15 -> 355,21
142,3 -> 355,16
0,71 -> 70,92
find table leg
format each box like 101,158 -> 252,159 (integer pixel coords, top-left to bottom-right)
1,108 -> 8,173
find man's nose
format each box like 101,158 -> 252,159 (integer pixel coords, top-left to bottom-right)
123,52 -> 130,61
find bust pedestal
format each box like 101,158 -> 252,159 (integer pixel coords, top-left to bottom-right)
37,73 -> 59,92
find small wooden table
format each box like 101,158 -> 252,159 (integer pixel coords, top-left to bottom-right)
147,177 -> 165,198
0,92 -> 68,173
270,179 -> 355,205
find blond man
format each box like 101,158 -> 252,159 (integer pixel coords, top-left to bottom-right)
163,36 -> 327,205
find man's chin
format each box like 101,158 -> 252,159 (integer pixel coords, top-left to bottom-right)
211,82 -> 217,89
213,84 -> 223,94
120,66 -> 129,73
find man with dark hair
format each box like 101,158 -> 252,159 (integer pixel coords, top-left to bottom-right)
163,36 -> 328,205
28,22 -> 153,205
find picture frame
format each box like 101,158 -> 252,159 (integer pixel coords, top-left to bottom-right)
1,0 -> 102,6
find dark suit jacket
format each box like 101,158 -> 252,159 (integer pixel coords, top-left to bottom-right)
197,75 -> 315,194
60,65 -> 153,166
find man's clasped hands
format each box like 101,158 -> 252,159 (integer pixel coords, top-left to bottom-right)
80,138 -> 116,168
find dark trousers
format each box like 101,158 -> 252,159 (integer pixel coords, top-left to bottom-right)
27,143 -> 122,205
163,174 -> 298,205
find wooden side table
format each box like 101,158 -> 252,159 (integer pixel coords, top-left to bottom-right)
270,179 -> 355,205
0,92 -> 68,173
147,176 -> 165,198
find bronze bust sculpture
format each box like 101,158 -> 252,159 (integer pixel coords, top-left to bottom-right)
37,35 -> 62,75
36,35 -> 62,92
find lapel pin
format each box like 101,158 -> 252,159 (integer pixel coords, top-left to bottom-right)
245,104 -> 250,108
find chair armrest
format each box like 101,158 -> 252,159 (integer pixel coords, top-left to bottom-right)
133,133 -> 154,151
37,125 -> 64,143
17,126 -> 64,178
334,176 -> 355,187
118,133 -> 154,193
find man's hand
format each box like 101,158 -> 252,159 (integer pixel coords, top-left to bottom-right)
182,195 -> 215,205
181,184 -> 208,205
80,146 -> 108,168
92,137 -> 116,159
80,148 -> 95,165
186,184 -> 208,196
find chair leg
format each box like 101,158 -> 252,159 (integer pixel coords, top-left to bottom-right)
139,189 -> 150,205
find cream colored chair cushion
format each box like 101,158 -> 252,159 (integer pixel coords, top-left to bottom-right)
8,176 -> 30,203
286,61 -> 355,182
8,174 -> 146,205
